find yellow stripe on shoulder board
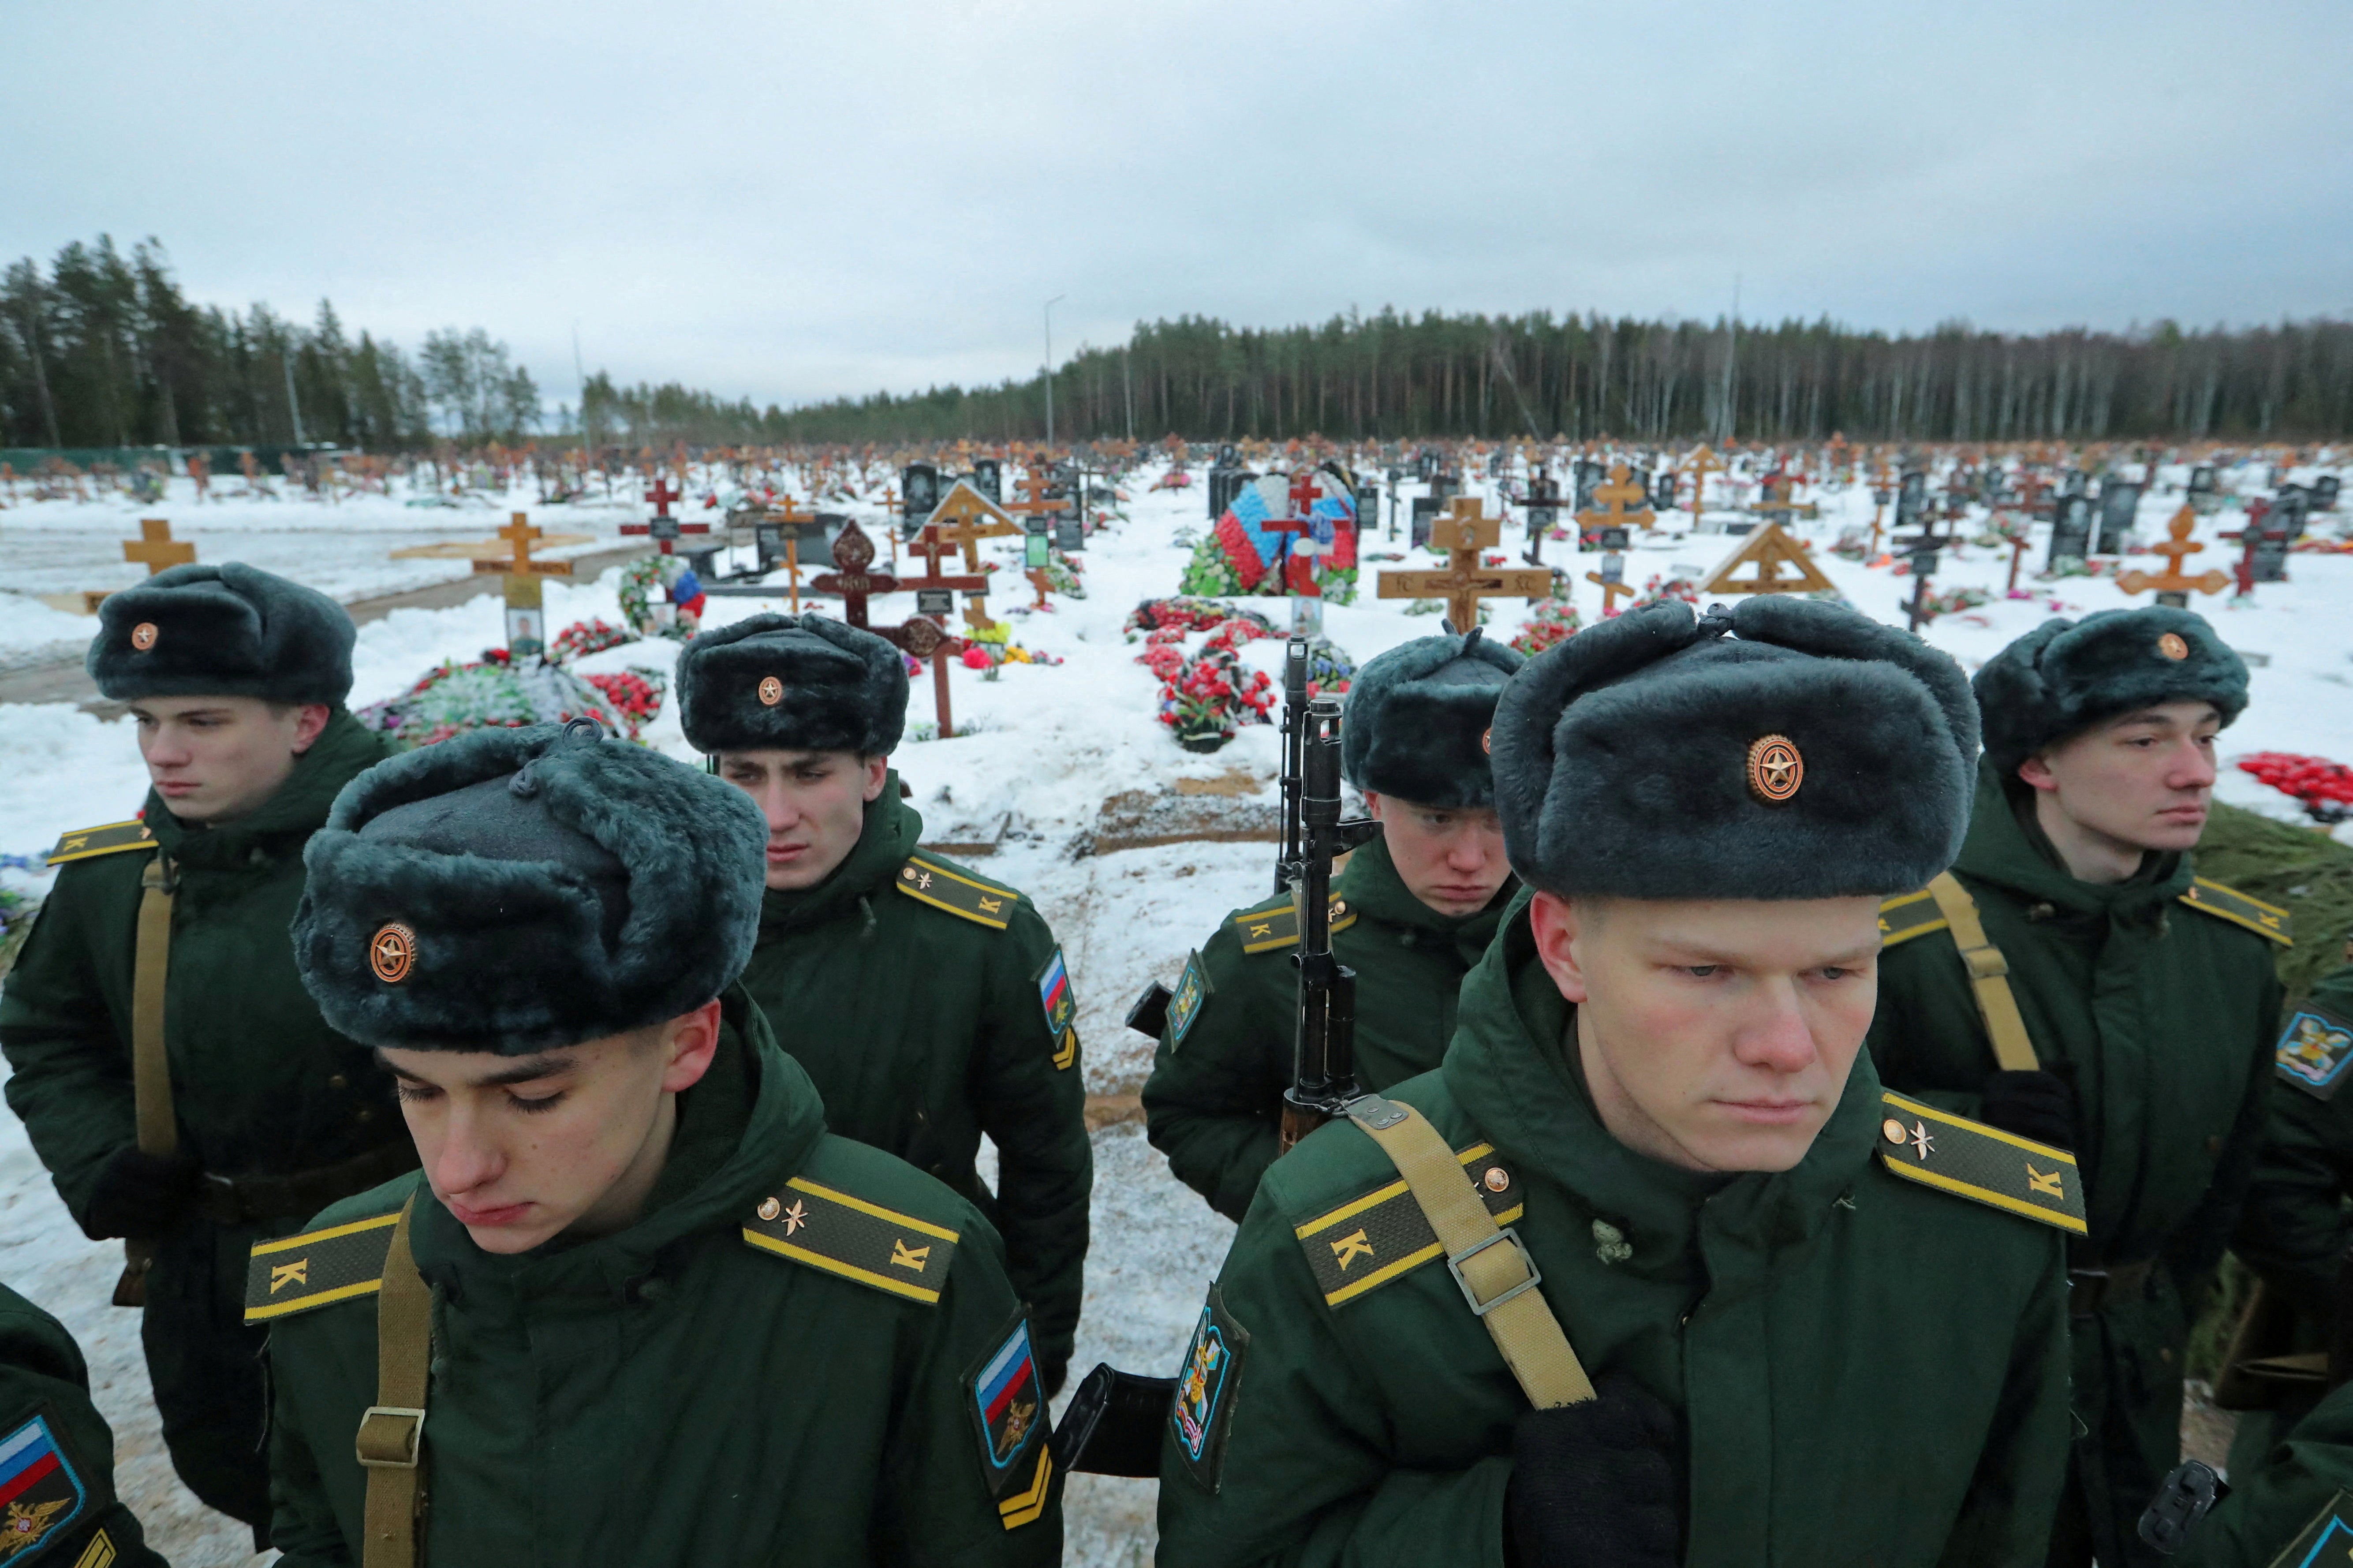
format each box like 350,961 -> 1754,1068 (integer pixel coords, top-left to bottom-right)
243,1211 -> 401,1322
894,853 -> 1016,930
1874,1090 -> 2088,1235
2180,877 -> 2293,946
743,1175 -> 961,1304
1877,889 -> 1948,948
1293,1142 -> 1525,1307
1234,891 -> 1358,955
45,819 -> 155,865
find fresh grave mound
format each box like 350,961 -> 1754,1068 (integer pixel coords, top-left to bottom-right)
1179,472 -> 1360,602
357,619 -> 668,748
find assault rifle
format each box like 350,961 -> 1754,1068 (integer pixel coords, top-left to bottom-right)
1278,694 -> 1382,1152
1274,636 -> 1311,896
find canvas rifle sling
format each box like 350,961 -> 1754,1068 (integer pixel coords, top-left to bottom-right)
117,854 -> 177,1306
1924,873 -> 2040,1072
358,1196 -> 430,1568
1344,1098 -> 1594,1409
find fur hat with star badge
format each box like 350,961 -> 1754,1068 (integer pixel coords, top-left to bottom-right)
675,612 -> 909,758
88,561 -> 357,706
1341,626 -> 1524,810
1972,605 -> 2248,777
1488,597 -> 1980,900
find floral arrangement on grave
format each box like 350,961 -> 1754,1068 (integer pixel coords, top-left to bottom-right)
1909,585 -> 1992,624
1178,471 -> 1360,603
1510,598 -> 1585,657
1636,574 -> 1700,607
355,617 -> 670,749
618,555 -> 706,640
1124,598 -> 1279,641
1830,527 -> 1871,563
1158,646 -> 1277,752
1040,549 -> 1087,599
2239,753 -> 2353,825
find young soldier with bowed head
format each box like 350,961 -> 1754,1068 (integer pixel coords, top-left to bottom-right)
0,563 -> 407,1543
1144,627 -> 1521,1221
1156,597 -> 2077,1568
1867,607 -> 2286,1568
254,721 -> 1061,1565
672,612 -> 1091,1394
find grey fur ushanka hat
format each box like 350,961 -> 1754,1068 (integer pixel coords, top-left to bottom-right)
1490,597 -> 1980,900
675,612 -> 909,756
293,721 -> 766,1053
1341,627 -> 1524,809
1973,606 -> 2247,777
89,561 -> 355,706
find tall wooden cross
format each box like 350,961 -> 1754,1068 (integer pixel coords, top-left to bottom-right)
808,521 -> 901,628
1005,470 -> 1067,527
472,513 -> 575,661
2116,506 -> 2230,607
1376,497 -> 1554,630
878,611 -> 968,739
927,481 -> 1020,569
621,475 -> 709,555
1584,567 -> 1638,616
123,518 -> 195,575
1683,446 -> 1726,518
1577,463 -> 1655,536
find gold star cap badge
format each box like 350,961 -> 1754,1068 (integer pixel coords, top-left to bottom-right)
369,922 -> 417,985
131,621 -> 160,651
2156,631 -> 2189,661
758,675 -> 784,706
1746,734 -> 1804,804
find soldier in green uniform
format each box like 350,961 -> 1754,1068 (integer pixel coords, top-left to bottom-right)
1866,605 -> 2287,1568
257,720 -> 1061,1565
0,564 -> 408,1540
2171,1374 -> 2353,1566
0,1281 -> 167,1568
673,612 -> 1091,1392
1158,597 -> 2077,1568
1142,627 -> 1521,1221
2220,955 -> 2353,1472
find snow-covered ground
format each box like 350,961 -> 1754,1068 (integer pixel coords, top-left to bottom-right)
0,452 -> 2347,1564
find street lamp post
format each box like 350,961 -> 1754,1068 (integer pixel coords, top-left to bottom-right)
1043,295 -> 1065,447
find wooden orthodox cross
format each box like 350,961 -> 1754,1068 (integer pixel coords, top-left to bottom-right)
1377,497 -> 1554,630
2117,506 -> 2230,607
1576,463 -> 1656,536
123,518 -> 196,575
808,521 -> 901,628
621,475 -> 709,555
473,513 -> 575,661
878,610 -> 968,739
1683,446 -> 1726,519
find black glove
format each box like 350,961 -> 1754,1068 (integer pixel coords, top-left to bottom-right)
1041,1354 -> 1069,1401
1978,1070 -> 2076,1150
1506,1372 -> 1681,1568
81,1147 -> 202,1241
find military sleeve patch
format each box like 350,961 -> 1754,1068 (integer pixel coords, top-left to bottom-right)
1291,1142 -> 1523,1307
243,1212 -> 401,1322
1165,950 -> 1211,1051
742,1176 -> 960,1305
2271,1490 -> 2353,1568
894,854 -> 1016,930
2276,1005 -> 2353,1099
965,1311 -> 1048,1507
2179,877 -> 2293,946
0,1412 -> 91,1561
42,821 -> 153,866
1035,947 -> 1077,1070
1877,889 -> 1948,948
1233,891 -> 1357,955
1875,1090 -> 2088,1235
1171,1284 -> 1249,1495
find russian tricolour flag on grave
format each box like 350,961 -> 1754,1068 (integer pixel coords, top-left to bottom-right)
1213,474 -> 1358,594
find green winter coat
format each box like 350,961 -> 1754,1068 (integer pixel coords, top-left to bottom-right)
1141,835 -> 1510,1221
1157,897 -> 2074,1568
736,779 -> 1090,1380
1866,759 -> 2286,1567
0,1281 -> 166,1568
2181,1376 -> 2353,1566
262,994 -> 1062,1567
2234,963 -> 2353,1325
0,709 -> 401,1520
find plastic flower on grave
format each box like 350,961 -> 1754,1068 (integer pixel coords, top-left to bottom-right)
961,646 -> 992,670
2239,753 -> 2353,821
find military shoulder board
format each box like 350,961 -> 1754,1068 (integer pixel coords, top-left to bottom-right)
2276,1004 -> 2353,1100
44,820 -> 154,866
244,1212 -> 402,1322
1233,891 -> 1357,956
2177,877 -> 2293,946
1876,889 -> 1947,949
894,854 -> 1016,930
1874,1091 -> 2088,1235
1292,1142 -> 1522,1307
743,1176 -> 960,1305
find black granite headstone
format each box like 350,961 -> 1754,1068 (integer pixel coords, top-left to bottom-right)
972,458 -> 1002,503
2095,481 -> 2142,556
2047,495 -> 2093,567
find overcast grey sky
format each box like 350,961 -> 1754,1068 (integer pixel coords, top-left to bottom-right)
7,0 -> 2348,413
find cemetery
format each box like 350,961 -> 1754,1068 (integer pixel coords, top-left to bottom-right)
0,428 -> 2350,1561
